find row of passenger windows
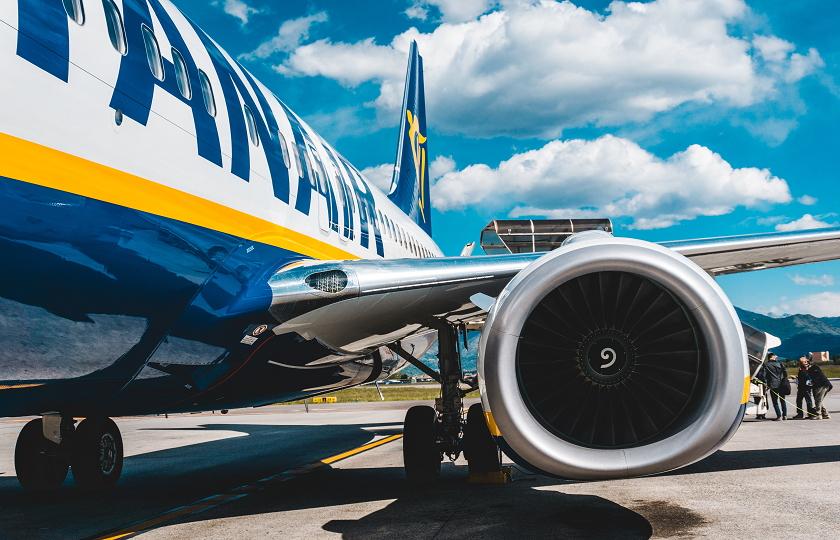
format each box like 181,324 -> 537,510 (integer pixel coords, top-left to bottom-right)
68,0 -> 220,119
63,0 -> 434,257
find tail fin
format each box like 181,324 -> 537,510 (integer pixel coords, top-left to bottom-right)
389,41 -> 431,236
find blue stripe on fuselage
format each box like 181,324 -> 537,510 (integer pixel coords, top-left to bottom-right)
0,175 -> 302,416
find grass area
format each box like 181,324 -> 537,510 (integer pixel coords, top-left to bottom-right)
279,365 -> 840,406
281,386 -> 480,404
785,364 -> 840,378
816,365 -> 840,378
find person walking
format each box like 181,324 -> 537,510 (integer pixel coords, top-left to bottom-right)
757,353 -> 789,420
803,357 -> 833,420
792,357 -> 814,419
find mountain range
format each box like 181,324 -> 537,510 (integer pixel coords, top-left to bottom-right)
401,306 -> 840,376
735,307 -> 840,360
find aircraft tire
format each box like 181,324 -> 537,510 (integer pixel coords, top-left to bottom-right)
14,419 -> 69,492
403,405 -> 440,484
71,418 -> 123,490
465,403 -> 501,474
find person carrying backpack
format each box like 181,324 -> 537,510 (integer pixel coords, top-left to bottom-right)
802,357 -> 834,420
757,353 -> 790,420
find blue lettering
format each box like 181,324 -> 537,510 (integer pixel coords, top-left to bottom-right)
110,1 -> 222,167
16,0 -> 69,81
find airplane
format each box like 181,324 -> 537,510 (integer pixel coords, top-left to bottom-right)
3,0 -> 840,492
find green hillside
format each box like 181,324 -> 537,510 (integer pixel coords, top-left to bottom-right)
736,307 -> 840,360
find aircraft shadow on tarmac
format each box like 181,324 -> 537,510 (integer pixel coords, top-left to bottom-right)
665,444 -> 840,476
0,422 -> 403,538
2,421 -> 840,539
172,462 -> 659,539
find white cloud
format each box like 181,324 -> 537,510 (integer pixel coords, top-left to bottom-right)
759,292 -> 840,318
277,37 -> 405,86
755,215 -> 787,226
240,12 -> 328,60
430,155 -> 456,180
360,163 -> 394,193
216,0 -> 263,26
405,6 -> 429,20
362,155 -> 454,193
276,0 -> 823,140
775,214 -> 837,232
790,274 -> 834,286
797,194 -> 817,205
431,135 -> 791,229
406,0 -> 493,23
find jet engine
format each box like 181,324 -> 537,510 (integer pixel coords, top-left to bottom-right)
478,233 -> 749,480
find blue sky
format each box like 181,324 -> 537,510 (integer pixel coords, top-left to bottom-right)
175,0 -> 840,317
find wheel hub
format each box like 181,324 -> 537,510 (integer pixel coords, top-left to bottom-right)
99,433 -> 116,475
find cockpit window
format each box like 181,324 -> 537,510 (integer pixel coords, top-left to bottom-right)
63,0 -> 85,25
198,70 -> 216,116
171,48 -> 191,99
141,25 -> 164,81
101,0 -> 126,54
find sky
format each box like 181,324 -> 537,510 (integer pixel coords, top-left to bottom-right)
173,0 -> 840,318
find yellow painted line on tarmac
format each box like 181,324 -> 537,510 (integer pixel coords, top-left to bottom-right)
0,383 -> 44,391
88,433 -> 403,540
322,434 -> 402,464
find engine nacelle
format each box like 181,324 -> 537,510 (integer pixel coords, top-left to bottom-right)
478,235 -> 749,480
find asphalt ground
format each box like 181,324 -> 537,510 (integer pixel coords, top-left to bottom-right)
0,390 -> 837,540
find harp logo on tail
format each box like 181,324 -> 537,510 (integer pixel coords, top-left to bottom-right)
406,110 -> 427,223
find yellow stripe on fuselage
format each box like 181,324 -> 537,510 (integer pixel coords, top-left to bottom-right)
0,132 -> 358,261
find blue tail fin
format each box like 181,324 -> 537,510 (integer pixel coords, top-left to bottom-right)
389,41 -> 431,236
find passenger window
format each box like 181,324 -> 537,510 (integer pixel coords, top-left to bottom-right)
355,193 -> 364,216
304,152 -> 316,187
198,70 -> 216,116
347,183 -> 356,212
141,25 -> 164,81
102,0 -> 126,54
334,173 -> 345,207
244,105 -> 259,146
277,132 -> 290,168
294,146 -> 304,178
171,48 -> 191,99
63,0 -> 85,25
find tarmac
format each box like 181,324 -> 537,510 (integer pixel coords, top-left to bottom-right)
0,390 -> 837,540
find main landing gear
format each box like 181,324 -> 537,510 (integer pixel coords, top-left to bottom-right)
14,415 -> 124,492
396,325 -> 501,483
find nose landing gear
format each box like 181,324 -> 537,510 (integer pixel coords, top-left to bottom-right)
14,416 -> 124,492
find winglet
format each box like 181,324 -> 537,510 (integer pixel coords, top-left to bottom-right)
389,41 -> 431,236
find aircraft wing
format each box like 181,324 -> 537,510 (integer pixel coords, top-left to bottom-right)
269,226 -> 840,353
661,226 -> 840,276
